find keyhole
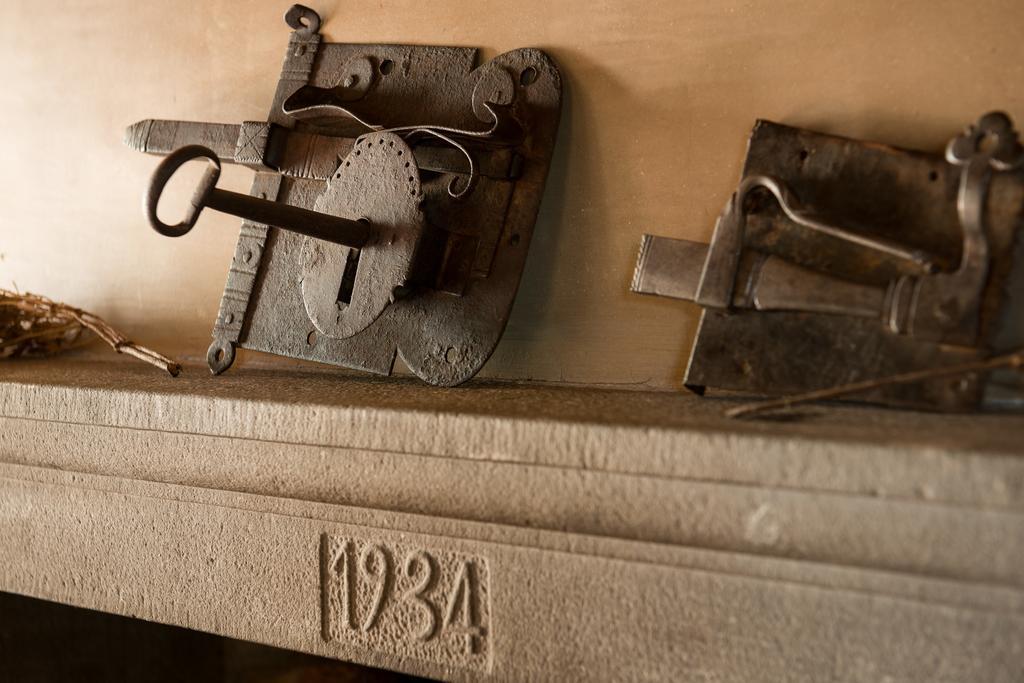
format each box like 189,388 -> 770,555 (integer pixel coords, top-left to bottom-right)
337,249 -> 361,305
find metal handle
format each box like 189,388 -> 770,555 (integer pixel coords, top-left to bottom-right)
145,145 -> 221,238
144,145 -> 374,249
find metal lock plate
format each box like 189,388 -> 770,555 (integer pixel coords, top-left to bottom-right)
127,5 -> 562,386
633,114 -> 1024,411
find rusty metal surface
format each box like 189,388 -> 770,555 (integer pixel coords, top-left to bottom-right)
126,5 -> 562,386
634,114 -> 1024,410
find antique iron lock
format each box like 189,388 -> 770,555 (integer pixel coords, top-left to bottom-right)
126,5 -> 562,385
633,113 -> 1024,411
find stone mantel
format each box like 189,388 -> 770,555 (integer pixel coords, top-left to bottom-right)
1,357 -> 1022,681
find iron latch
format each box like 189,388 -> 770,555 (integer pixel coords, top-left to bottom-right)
633,113 -> 1024,411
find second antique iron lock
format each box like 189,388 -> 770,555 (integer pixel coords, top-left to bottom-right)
127,4 -> 562,386
633,113 -> 1024,411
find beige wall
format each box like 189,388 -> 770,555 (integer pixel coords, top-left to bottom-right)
2,0 -> 1022,387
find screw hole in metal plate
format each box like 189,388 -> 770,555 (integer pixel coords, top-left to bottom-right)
206,339 -> 235,375
519,67 -> 538,86
379,59 -> 395,75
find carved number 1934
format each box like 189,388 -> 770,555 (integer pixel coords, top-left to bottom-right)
320,534 -> 490,670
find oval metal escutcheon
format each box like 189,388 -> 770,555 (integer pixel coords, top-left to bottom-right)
301,132 -> 425,340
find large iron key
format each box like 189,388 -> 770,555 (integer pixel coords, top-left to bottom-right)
145,145 -> 372,247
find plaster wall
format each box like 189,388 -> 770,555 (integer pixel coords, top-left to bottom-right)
1,0 -> 1022,387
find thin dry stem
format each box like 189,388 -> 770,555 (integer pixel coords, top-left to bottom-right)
725,349 -> 1024,419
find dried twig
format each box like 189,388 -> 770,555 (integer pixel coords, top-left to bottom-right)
725,349 -> 1024,419
0,288 -> 181,376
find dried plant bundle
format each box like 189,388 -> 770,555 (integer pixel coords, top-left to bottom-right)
0,288 -> 180,376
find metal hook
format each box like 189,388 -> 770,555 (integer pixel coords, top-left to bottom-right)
285,4 -> 321,37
